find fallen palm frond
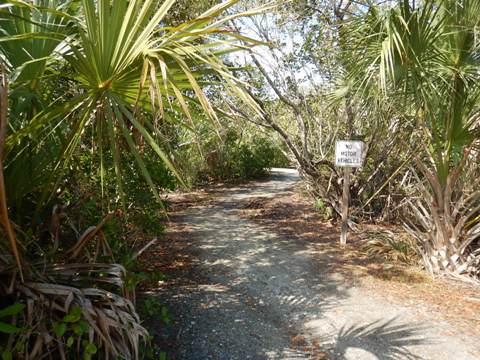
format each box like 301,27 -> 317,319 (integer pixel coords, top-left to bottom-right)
0,218 -> 148,359
3,279 -> 147,360
0,187 -> 146,359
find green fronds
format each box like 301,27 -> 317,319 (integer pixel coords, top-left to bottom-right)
344,0 -> 480,186
1,0 -> 267,208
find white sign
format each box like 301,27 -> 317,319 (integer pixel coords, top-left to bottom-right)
335,140 -> 364,167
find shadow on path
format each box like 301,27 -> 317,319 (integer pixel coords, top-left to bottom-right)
144,169 -> 477,360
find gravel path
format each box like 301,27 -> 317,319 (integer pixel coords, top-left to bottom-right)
151,168 -> 480,360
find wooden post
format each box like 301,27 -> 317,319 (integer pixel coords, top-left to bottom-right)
340,166 -> 351,245
341,95 -> 354,245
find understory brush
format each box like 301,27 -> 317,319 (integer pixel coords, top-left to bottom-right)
176,124 -> 289,184
0,148 -> 174,359
362,230 -> 420,265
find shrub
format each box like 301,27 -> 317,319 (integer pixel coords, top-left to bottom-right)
190,127 -> 289,183
363,230 -> 420,265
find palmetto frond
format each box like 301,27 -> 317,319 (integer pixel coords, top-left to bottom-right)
1,0 -> 266,206
344,0 -> 480,276
0,0 -> 72,85
347,0 -> 480,184
0,4 -> 271,356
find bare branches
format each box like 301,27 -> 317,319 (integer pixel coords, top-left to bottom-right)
250,54 -> 301,112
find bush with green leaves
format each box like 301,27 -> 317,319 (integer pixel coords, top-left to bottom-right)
178,124 -> 289,183
346,0 -> 480,276
0,0 -> 268,358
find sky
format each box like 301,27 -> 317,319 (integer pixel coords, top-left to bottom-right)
228,9 -> 325,96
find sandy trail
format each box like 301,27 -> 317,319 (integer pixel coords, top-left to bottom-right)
150,168 -> 480,360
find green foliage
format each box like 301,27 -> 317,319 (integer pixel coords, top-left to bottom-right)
363,232 -> 420,265
314,198 -> 333,221
0,1 -> 269,357
0,303 -> 25,335
63,306 -> 82,323
82,341 -> 97,360
139,340 -> 167,360
0,304 -> 25,319
0,302 -> 103,359
0,0 -> 278,358
347,0 -> 480,184
164,0 -> 221,25
51,306 -> 93,358
1,0 -> 265,215
213,134 -> 278,180
345,0 -> 480,274
139,298 -> 171,324
180,124 -> 289,183
126,271 -> 167,292
41,145 -> 173,271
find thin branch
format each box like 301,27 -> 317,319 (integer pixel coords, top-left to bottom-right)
250,54 -> 301,112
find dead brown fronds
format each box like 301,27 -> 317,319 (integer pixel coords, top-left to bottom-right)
0,218 -> 148,359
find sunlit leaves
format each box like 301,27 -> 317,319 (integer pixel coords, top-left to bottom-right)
2,0 -> 266,207
346,0 -> 480,185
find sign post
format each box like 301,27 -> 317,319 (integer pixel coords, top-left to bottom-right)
335,140 -> 364,245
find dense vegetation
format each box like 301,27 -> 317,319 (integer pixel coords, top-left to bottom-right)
0,0 -> 478,358
0,1 -> 280,358
229,0 -> 479,276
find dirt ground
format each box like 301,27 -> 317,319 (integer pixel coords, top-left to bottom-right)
140,168 -> 480,359
237,188 -> 480,338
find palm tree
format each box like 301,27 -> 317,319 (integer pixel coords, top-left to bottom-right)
3,0 -> 264,207
346,0 -> 480,276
